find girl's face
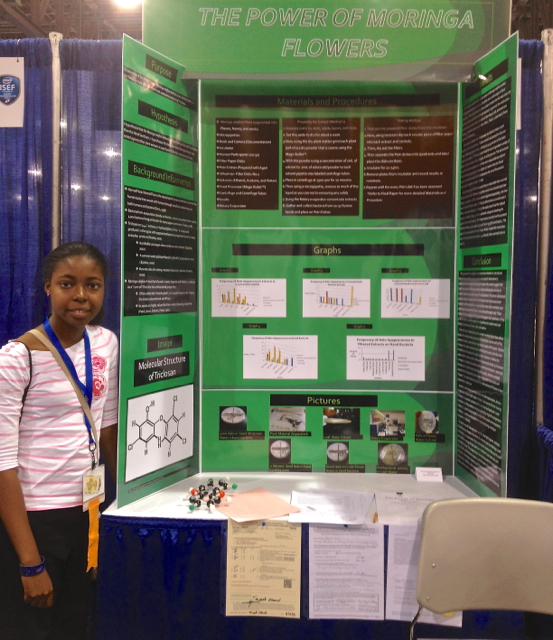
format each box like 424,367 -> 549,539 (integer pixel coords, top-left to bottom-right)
45,255 -> 105,332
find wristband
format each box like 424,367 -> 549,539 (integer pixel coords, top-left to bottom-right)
19,556 -> 46,577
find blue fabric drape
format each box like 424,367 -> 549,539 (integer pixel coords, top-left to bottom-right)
507,40 -> 544,499
539,33 -> 553,503
95,516 -> 524,640
59,40 -> 122,336
0,39 -> 52,346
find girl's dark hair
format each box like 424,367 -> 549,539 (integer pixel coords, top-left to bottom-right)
43,241 -> 109,283
44,242 -> 110,325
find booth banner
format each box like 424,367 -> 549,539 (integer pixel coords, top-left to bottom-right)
455,34 -> 519,497
0,57 -> 24,127
143,0 -> 511,82
200,80 -> 457,474
118,36 -> 199,507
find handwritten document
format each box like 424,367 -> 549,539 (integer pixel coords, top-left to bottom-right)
226,519 -> 301,618
385,525 -> 462,627
309,524 -> 384,620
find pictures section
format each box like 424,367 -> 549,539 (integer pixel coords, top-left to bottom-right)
202,390 -> 453,474
202,227 -> 454,391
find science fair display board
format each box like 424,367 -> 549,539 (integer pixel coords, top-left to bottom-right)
455,36 -> 518,497
117,37 -> 199,506
116,1 -> 516,506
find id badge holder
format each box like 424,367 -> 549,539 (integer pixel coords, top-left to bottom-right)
82,464 -> 106,511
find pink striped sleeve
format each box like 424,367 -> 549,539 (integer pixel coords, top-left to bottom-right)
97,328 -> 119,429
0,342 -> 31,472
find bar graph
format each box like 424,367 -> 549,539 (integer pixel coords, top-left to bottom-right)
381,279 -> 450,318
387,286 -> 422,305
303,279 -> 371,318
346,336 -> 425,381
243,335 -> 318,380
212,278 -> 286,317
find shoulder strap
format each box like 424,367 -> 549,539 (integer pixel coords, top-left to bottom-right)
20,342 -> 32,409
28,329 -> 99,448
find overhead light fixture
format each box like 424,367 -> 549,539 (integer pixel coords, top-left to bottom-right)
113,0 -> 142,8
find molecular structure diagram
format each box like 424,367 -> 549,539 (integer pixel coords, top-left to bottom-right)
179,477 -> 238,512
128,396 -> 186,457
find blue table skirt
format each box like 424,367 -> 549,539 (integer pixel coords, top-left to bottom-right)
94,515 -> 530,640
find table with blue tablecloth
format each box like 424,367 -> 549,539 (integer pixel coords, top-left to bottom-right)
95,473 -> 525,640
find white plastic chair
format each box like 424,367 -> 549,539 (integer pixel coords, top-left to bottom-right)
410,497 -> 553,640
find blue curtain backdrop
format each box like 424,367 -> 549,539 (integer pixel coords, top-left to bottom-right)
0,39 -> 52,346
507,40 -> 544,500
59,39 -> 122,336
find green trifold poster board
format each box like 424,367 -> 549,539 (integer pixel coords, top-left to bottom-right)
118,37 -> 199,506
117,6 -> 517,506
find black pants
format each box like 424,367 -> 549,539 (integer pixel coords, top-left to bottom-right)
0,506 -> 92,640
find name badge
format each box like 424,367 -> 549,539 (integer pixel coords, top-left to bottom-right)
82,464 -> 106,510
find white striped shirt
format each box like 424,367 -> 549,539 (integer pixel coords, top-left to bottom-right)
0,325 -> 118,510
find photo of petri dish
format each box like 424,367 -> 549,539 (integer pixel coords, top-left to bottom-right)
379,443 -> 407,467
416,410 -> 438,434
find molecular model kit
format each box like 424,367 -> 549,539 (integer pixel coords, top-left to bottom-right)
178,477 -> 238,513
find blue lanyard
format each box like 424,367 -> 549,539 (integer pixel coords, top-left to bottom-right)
43,318 -> 97,468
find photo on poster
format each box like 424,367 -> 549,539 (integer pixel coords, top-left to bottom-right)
377,443 -> 409,470
220,406 -> 248,432
381,279 -> 450,319
269,407 -> 306,433
211,278 -> 286,317
302,279 -> 370,318
346,336 -> 425,381
415,410 -> 439,435
370,410 -> 406,439
326,441 -> 349,466
323,407 -> 361,439
125,385 -> 194,482
243,335 -> 318,380
269,439 -> 292,465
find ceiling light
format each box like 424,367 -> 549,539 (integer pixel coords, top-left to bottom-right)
113,0 -> 142,8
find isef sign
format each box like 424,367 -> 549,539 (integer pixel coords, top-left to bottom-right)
0,58 -> 24,127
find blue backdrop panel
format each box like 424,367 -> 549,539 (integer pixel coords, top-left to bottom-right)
0,39 -> 52,346
59,39 -> 122,336
507,40 -> 544,500
95,516 -> 524,640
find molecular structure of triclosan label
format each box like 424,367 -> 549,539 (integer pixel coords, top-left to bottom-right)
128,395 -> 187,457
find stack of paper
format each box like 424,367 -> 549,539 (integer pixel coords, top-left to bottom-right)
289,488 -> 374,525
216,487 -> 301,522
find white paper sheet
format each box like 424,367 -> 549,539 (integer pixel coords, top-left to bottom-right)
385,524 -> 462,627
309,524 -> 384,620
374,490 -> 438,525
289,488 -> 373,525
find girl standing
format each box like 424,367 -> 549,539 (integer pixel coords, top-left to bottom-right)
0,241 -> 118,640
